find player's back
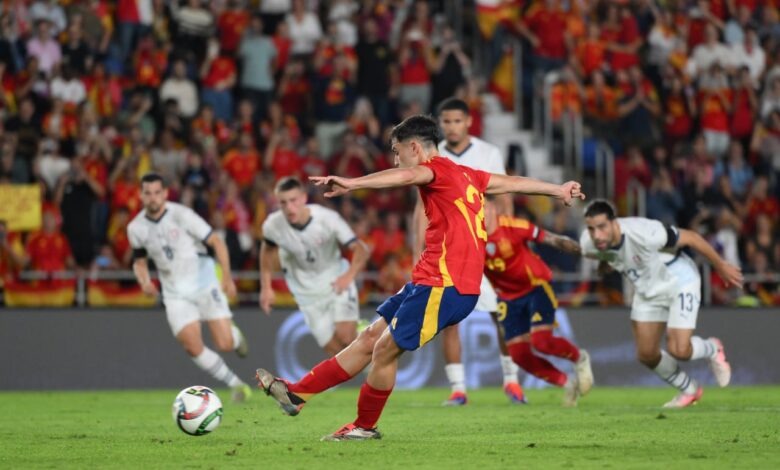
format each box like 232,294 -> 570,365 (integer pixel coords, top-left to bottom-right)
262,204 -> 354,305
581,217 -> 698,298
438,136 -> 506,175
127,202 -> 217,298
484,216 -> 553,300
414,156 -> 491,295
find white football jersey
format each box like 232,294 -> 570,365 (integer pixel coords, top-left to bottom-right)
127,202 -> 217,299
580,217 -> 700,299
262,204 -> 357,306
438,136 -> 506,175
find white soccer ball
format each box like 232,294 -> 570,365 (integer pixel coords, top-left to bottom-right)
172,386 -> 223,436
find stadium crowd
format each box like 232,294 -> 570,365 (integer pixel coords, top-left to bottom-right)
0,0 -> 777,305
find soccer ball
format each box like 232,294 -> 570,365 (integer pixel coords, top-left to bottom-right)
172,386 -> 223,436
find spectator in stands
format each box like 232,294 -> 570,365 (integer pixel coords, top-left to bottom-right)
313,51 -> 355,158
617,66 -> 660,149
574,22 -> 607,79
264,128 -> 302,180
116,0 -> 153,64
663,73 -> 697,149
724,5 -> 753,46
0,13 -> 25,74
646,167 -> 684,226
397,28 -> 434,113
222,131 -> 260,190
56,157 -> 105,267
258,0 -> 291,34
61,20 -> 92,76
170,0 -> 214,64
299,136 -> 328,179
239,15 -> 277,122
286,0 -> 323,58
698,62 -> 732,158
29,0 -> 65,36
715,141 -> 754,199
690,24 -> 732,79
50,64 -> 87,106
200,38 -> 237,122
23,210 -> 75,273
516,0 -> 569,73
346,97 -> 381,143
731,27 -> 764,82
431,24 -> 470,111
26,19 -> 60,77
744,176 -> 780,233
151,129 -> 187,183
751,111 -> 780,186
159,58 -> 199,119
355,18 -> 394,125
217,0 -> 250,55
603,4 -> 642,73
760,76 -> 780,120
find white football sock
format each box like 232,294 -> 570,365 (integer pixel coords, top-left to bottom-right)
500,354 -> 519,385
653,350 -> 698,394
445,363 -> 466,393
192,347 -> 243,388
690,336 -> 718,360
231,324 -> 242,350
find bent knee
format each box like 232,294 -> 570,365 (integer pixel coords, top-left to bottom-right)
636,350 -> 661,367
667,343 -> 692,361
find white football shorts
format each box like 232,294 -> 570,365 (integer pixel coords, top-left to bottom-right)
298,281 -> 360,347
163,284 -> 233,336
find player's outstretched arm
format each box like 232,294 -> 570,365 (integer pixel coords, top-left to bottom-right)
205,233 -> 236,299
486,174 -> 585,206
310,166 -> 434,197
132,257 -> 159,297
541,231 -> 582,255
259,241 -> 278,315
677,229 -> 744,288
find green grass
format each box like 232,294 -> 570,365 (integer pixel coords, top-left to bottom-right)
2,386 -> 779,469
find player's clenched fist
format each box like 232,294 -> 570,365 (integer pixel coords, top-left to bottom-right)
560,181 -> 585,206
141,281 -> 159,297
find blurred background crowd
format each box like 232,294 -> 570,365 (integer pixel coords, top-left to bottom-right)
0,0 -> 777,306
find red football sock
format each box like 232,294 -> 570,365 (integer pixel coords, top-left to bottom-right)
288,357 -> 353,400
531,330 -> 580,362
354,383 -> 393,430
508,342 -> 567,387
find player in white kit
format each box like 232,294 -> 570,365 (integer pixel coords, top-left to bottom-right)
580,200 -> 742,408
260,177 -> 370,356
412,98 -> 524,406
128,173 -> 252,402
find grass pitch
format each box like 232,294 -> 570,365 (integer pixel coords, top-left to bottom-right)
2,386 -> 779,469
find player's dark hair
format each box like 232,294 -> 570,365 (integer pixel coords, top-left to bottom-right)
390,115 -> 440,148
436,97 -> 470,116
275,176 -> 304,193
140,172 -> 166,188
584,199 -> 616,220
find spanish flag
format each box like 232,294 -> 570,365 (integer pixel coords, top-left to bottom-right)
4,280 -> 76,307
86,280 -> 157,307
489,49 -> 515,111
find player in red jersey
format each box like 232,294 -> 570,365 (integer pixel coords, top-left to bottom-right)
255,115 -> 585,441
482,199 -> 593,406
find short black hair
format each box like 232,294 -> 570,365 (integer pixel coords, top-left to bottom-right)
390,115 -> 440,148
437,97 -> 470,116
140,172 -> 166,188
275,176 -> 304,193
584,199 -> 616,220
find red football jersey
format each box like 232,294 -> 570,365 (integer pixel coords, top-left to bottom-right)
483,216 -> 553,300
413,157 -> 491,295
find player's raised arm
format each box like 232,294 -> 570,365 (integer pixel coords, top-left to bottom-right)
486,174 -> 585,206
310,165 -> 434,197
676,229 -> 744,288
259,240 -> 278,314
204,233 -> 236,299
541,231 -> 582,255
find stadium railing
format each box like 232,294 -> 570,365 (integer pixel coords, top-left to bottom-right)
5,269 -> 778,308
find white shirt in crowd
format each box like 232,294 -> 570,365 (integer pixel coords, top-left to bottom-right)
286,11 -> 323,54
159,78 -> 199,118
